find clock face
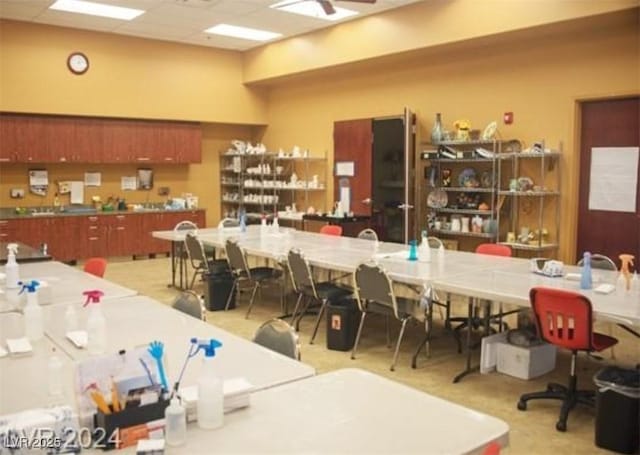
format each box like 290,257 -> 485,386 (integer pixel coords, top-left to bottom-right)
67,52 -> 89,75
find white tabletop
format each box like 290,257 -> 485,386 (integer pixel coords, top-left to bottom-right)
433,267 -> 640,327
0,312 -> 76,414
0,261 -> 137,312
43,295 -> 315,392
139,368 -> 508,454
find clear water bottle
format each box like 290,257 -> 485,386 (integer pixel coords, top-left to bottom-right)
165,397 -> 187,446
431,113 -> 444,144
580,251 -> 593,290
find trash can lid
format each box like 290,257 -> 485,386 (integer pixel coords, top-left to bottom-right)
594,367 -> 640,398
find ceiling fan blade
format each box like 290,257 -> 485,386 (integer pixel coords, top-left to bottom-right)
317,0 -> 336,15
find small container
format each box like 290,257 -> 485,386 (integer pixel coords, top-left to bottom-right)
165,397 -> 187,447
48,347 -> 64,399
21,280 -> 44,341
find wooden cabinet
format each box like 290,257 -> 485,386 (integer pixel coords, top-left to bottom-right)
79,215 -> 109,259
0,114 -> 201,163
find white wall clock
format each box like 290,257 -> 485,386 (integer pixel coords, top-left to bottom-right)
67,52 -> 89,75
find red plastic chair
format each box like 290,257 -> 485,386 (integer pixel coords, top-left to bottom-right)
475,243 -> 512,257
517,287 -> 618,432
319,224 -> 342,236
84,257 -> 108,278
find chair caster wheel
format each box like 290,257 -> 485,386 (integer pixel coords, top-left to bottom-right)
556,421 -> 567,432
517,400 -> 527,411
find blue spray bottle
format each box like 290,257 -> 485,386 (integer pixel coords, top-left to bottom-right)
20,280 -> 43,341
580,251 -> 593,290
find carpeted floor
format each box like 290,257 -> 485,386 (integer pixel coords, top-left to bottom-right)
99,256 -> 638,455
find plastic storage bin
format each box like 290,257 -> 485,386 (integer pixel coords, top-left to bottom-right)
496,341 -> 556,380
594,367 -> 640,454
326,299 -> 359,351
203,271 -> 236,311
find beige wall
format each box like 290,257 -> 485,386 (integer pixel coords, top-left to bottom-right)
260,11 -> 640,262
0,20 -> 267,124
243,0 -> 639,83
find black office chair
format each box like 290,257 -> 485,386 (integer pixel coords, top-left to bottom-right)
253,318 -> 301,360
287,248 -> 352,344
184,232 -> 229,289
171,290 -> 206,321
225,239 -> 283,319
351,261 -> 425,371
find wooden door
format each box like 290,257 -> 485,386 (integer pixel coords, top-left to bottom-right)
333,119 -> 372,215
403,107 -> 417,243
577,97 -> 640,264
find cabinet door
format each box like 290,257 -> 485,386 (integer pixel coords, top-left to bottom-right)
8,115 -> 49,163
132,121 -> 157,164
102,119 -> 134,163
46,117 -> 76,163
0,219 -> 18,241
0,115 -> 19,162
47,217 -> 79,262
143,213 -> 170,254
108,214 -> 140,257
75,117 -> 104,162
174,123 -> 202,163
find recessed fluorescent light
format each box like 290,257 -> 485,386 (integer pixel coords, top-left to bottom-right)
49,0 -> 144,21
204,24 -> 282,42
270,1 -> 358,21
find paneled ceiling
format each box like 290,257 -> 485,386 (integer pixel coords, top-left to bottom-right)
0,0 -> 423,50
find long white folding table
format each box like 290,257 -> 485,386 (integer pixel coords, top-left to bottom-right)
43,295 -> 315,392
115,368 -> 509,454
0,261 -> 137,313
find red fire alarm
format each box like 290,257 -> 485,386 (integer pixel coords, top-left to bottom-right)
503,112 -> 514,125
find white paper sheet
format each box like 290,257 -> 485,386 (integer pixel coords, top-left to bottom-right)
335,161 -> 355,177
84,172 -> 101,187
28,169 -> 48,186
121,176 -> 137,191
340,186 -> 350,214
588,147 -> 639,212
58,181 -> 71,195
70,181 -> 84,204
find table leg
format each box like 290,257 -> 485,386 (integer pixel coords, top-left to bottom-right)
453,297 -> 479,383
167,241 -> 178,288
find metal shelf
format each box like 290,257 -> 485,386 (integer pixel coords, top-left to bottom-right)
434,208 -> 494,215
498,242 -> 559,251
441,187 -> 494,193
498,190 -> 560,196
424,157 -> 496,163
430,229 -> 496,239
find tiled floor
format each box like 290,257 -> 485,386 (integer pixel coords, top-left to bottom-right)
101,256 -> 638,454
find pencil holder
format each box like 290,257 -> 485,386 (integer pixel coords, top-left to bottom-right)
94,399 -> 169,450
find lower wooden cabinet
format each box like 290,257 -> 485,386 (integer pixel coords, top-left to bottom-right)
0,210 -> 205,262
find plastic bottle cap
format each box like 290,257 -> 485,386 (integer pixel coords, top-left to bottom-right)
83,290 -> 105,306
18,280 -> 40,294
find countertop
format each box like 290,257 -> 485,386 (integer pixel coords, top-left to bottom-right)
0,206 -> 204,220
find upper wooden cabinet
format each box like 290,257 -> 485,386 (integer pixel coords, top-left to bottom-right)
0,113 -> 201,164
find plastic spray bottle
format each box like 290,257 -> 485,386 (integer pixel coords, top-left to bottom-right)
239,208 -> 247,233
195,338 -> 224,430
83,290 -> 106,355
48,347 -> 63,400
21,280 -> 43,341
165,397 -> 187,446
65,303 -> 78,333
272,215 -> 280,233
580,251 -> 593,290
5,243 -> 20,289
419,230 -> 431,263
260,213 -> 267,236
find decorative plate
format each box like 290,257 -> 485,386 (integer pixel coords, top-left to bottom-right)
458,168 -> 479,188
481,121 -> 497,140
517,176 -> 534,191
427,189 -> 448,208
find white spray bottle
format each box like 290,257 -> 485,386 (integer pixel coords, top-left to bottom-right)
5,243 -> 20,289
20,280 -> 43,341
195,338 -> 224,430
419,230 -> 431,263
83,290 -> 106,356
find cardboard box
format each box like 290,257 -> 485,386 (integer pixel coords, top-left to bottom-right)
496,341 -> 557,380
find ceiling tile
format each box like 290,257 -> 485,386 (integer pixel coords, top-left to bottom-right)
0,1 -> 49,20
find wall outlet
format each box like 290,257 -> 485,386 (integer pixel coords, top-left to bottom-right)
10,188 -> 25,199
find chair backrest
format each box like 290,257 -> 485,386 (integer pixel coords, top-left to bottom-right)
218,218 -> 240,228
184,232 -> 209,272
225,239 -> 250,277
476,243 -> 512,257
427,236 -> 444,249
357,228 -> 378,241
253,318 -> 300,360
84,257 -> 107,278
354,261 -> 400,319
320,224 -> 343,236
529,287 -> 595,352
577,253 -> 617,271
287,248 -> 317,297
172,290 -> 206,321
174,220 -> 198,232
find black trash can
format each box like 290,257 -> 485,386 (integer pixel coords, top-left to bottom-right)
203,269 -> 236,311
594,366 -> 640,454
326,299 -> 360,351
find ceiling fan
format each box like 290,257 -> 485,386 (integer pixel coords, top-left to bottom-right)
276,0 -> 377,16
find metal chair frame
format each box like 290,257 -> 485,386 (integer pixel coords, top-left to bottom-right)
253,318 -> 301,360
576,253 -> 618,271
357,228 -> 379,242
171,290 -> 206,321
